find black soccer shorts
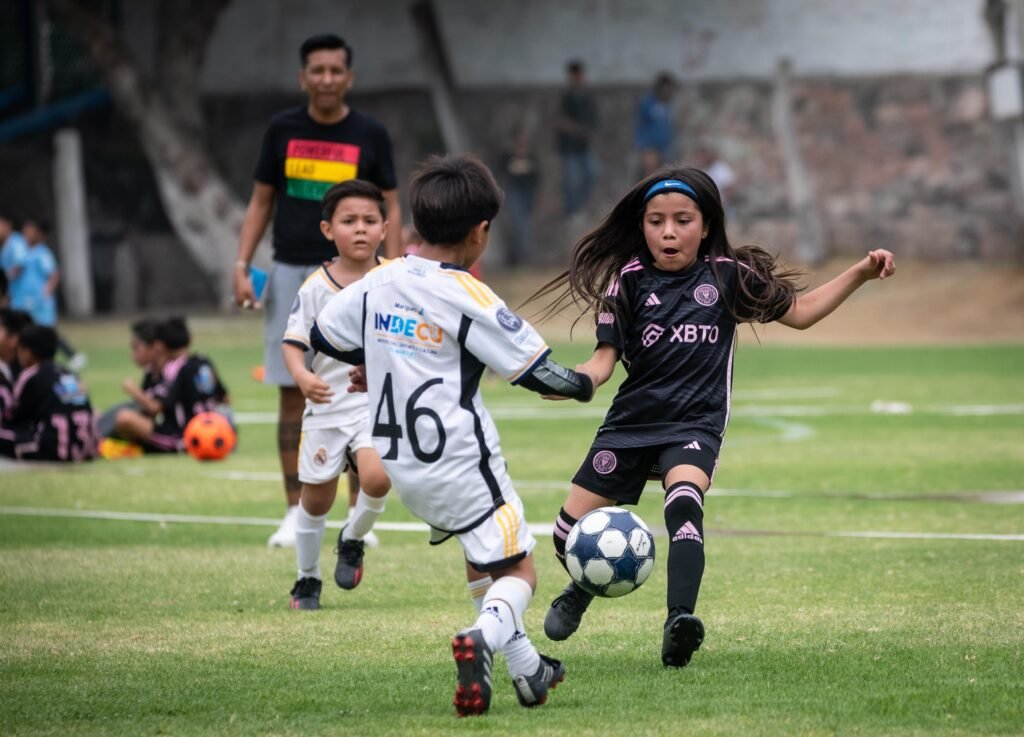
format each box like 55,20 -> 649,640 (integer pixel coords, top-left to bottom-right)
571,436 -> 719,504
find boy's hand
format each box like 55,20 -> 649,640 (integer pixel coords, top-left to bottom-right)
298,372 -> 333,403
859,249 -> 895,281
121,378 -> 138,396
347,365 -> 368,393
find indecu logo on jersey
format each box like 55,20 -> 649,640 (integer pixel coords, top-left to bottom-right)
374,313 -> 444,344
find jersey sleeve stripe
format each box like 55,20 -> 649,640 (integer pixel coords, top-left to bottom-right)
455,273 -> 496,308
443,271 -> 496,309
282,335 -> 310,349
299,270 -> 323,290
507,345 -> 552,383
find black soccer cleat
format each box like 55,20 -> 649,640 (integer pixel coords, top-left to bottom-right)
512,653 -> 566,708
543,581 -> 594,641
662,611 -> 704,667
289,576 -> 322,610
452,629 -> 493,717
334,529 -> 365,590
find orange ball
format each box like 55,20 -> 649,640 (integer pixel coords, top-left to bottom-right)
182,412 -> 236,461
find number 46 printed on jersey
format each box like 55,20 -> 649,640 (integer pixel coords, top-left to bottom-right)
372,374 -> 447,463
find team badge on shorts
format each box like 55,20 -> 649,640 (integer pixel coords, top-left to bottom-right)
694,284 -> 719,306
593,450 -> 618,475
496,307 -> 524,332
314,447 -> 327,466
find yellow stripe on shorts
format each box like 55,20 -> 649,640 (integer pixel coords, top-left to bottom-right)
496,503 -> 519,558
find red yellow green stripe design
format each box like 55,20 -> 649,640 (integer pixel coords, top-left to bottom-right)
285,139 -> 360,201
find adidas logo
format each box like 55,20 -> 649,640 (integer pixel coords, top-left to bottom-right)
644,293 -> 661,307
682,440 -> 702,451
672,521 -> 704,544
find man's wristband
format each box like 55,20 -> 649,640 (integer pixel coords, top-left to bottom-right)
235,260 -> 249,271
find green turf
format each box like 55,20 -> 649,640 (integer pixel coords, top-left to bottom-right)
1,317 -> 1021,736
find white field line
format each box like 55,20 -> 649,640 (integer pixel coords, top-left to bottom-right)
231,401 -> 1024,425
1,505 -> 1021,542
6,464 -> 1022,505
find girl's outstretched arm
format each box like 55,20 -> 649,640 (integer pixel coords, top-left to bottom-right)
577,343 -> 618,391
777,249 -> 895,330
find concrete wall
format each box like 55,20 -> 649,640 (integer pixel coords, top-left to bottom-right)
196,0 -> 994,92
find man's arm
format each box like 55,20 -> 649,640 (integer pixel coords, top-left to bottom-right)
232,182 -> 276,308
382,189 -> 402,260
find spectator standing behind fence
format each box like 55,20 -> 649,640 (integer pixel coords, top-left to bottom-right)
635,72 -> 679,177
498,123 -> 541,267
0,216 -> 29,307
231,33 -> 401,548
10,220 -> 86,372
556,60 -> 598,218
693,146 -> 737,215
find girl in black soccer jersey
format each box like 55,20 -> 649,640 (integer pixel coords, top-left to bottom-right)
530,167 -> 895,668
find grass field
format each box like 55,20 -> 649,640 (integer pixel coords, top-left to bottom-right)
2,315 -> 1022,736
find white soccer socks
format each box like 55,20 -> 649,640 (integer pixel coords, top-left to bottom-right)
294,503 -> 328,580
468,575 -> 494,612
471,575 -> 540,676
342,490 -> 387,542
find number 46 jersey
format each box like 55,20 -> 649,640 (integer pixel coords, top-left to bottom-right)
313,255 -> 549,534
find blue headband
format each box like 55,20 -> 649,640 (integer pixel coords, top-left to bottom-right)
642,179 -> 699,205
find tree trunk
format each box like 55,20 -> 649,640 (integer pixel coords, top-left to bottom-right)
44,0 -> 247,308
772,58 -> 827,266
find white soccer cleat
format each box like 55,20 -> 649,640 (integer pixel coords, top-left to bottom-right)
267,505 -> 299,548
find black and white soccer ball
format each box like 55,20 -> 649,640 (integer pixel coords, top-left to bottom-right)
565,507 -> 655,597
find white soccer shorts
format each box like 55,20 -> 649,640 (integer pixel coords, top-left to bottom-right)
298,419 -> 373,485
431,492 -> 537,572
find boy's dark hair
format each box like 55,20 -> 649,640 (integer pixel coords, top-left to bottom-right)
131,318 -> 160,344
19,324 -> 57,361
321,180 -> 387,222
300,34 -> 352,67
155,317 -> 190,350
409,154 -> 503,246
567,59 -> 584,75
0,307 -> 33,335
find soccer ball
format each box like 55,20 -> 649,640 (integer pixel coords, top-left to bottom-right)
565,507 -> 655,597
183,412 -> 236,461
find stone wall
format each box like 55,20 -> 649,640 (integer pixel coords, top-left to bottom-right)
207,72 -> 1019,266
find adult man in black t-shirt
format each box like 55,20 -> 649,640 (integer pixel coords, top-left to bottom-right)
232,34 -> 401,548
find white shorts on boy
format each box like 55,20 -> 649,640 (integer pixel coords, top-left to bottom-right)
430,492 -> 536,571
298,412 -> 373,485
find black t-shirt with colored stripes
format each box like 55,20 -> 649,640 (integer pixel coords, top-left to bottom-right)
253,106 -> 397,265
593,250 -> 792,448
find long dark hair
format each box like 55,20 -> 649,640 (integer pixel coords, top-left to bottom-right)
526,166 -> 803,324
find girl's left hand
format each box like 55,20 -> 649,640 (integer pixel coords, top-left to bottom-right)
860,249 -> 896,281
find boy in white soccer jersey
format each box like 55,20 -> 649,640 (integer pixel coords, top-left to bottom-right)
312,155 -> 595,716
281,180 -> 391,610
